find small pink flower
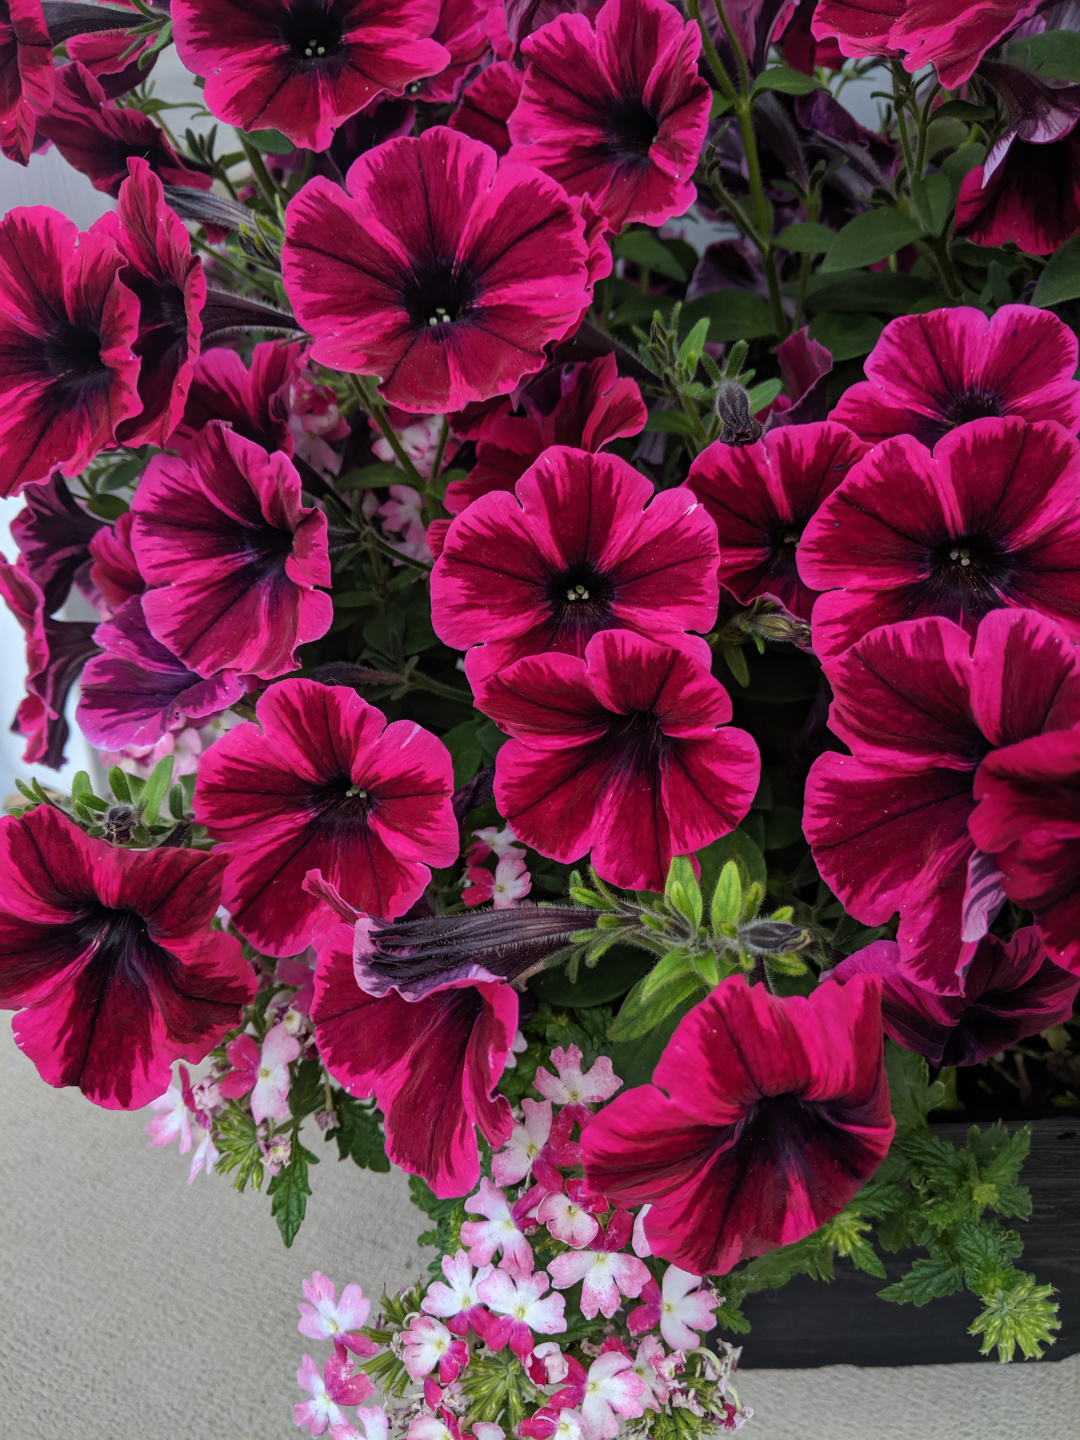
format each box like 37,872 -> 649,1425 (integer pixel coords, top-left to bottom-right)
632,1336 -> 670,1409
476,1268 -> 567,1361
521,1410 -> 584,1440
261,1132 -> 292,1177
294,1349 -> 373,1438
628,1267 -> 717,1351
579,1350 -> 647,1440
408,1415 -> 456,1440
467,824 -> 524,863
145,1080 -> 192,1153
533,1044 -> 622,1127
631,1206 -> 652,1258
187,1125 -> 218,1184
492,1098 -> 552,1187
460,1177 -> 535,1278
548,1212 -> 651,1318
218,1022 -> 301,1122
379,484 -> 428,547
372,413 -> 459,478
421,1250 -> 495,1337
537,1183 -> 603,1249
533,1341 -> 569,1384
403,1316 -> 470,1383
299,1273 -> 378,1358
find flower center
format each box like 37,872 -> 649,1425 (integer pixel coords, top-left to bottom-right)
928,531 -> 1010,618
281,0 -> 345,62
258,1065 -> 272,1079
606,95 -> 660,158
401,257 -> 480,332
546,560 -> 616,640
43,323 -> 106,385
308,775 -> 375,834
914,387 -> 1005,446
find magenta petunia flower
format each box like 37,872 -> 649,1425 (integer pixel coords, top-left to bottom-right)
91,159 -> 206,447
955,130 -> 1080,256
0,559 -> 99,769
88,512 -> 143,616
312,920 -> 516,1197
798,417 -> 1080,658
171,340 -> 304,455
970,728 -> 1080,977
194,678 -> 459,954
828,928 -> 1078,1066
414,0 -> 492,102
0,804 -> 254,1110
0,0 -> 53,166
76,597 -> 246,752
10,471 -> 103,616
172,0 -> 449,152
803,609 -> 1080,994
432,447 -> 719,684
447,58 -> 523,156
686,421 -> 867,623
829,305 -> 1080,448
443,356 -> 647,514
581,974 -> 895,1276
0,206 -> 141,495
477,629 -> 760,892
506,0 -> 710,231
130,421 -> 332,681
37,63 -> 214,197
810,0 -> 901,60
282,126 -> 592,413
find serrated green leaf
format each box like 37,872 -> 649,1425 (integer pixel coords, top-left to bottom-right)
752,65 -> 826,97
267,1142 -> 317,1247
289,1058 -> 325,1119
820,209 -> 926,273
970,1275 -> 1061,1362
885,1039 -> 945,1133
878,1254 -> 965,1306
328,1092 -> 391,1173
139,755 -> 174,827
955,1219 -> 1024,1294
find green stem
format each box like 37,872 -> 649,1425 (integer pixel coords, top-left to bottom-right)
237,133 -> 283,209
430,415 -> 451,483
711,0 -> 750,99
363,528 -> 433,573
685,0 -> 739,106
735,104 -> 787,338
348,375 -> 425,489
407,670 -> 474,706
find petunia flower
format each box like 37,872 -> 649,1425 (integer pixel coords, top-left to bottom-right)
687,422 -> 868,622
461,1176 -> 536,1277
0,804 -> 254,1110
582,974 -> 895,1276
91,158 -> 206,447
295,1349 -> 374,1439
955,128 -> 1080,255
533,1043 -> 622,1132
88,513 -> 143,616
476,1267 -> 567,1361
10,471 -> 103,616
507,0 -> 710,231
577,1350 -> 647,1440
829,305 -> 1080,448
478,629 -> 760,892
170,340 -> 302,456
130,422 -> 332,683
0,205 -> 142,495
827,929 -> 1079,1064
312,927 -> 516,1197
282,126 -> 593,414
145,1080 -> 193,1154
298,1272 -> 379,1357
627,1266 -> 717,1351
548,1211 -> 651,1318
195,679 -> 457,955
492,1097 -> 554,1187
414,0 -> 492,102
0,0 -> 53,166
970,728 -> 1080,976
421,1250 -> 495,1337
432,447 -> 719,684
443,357 -> 648,515
37,62 -> 214,198
76,596 -> 246,753
800,416 -> 1080,657
803,609 -> 1080,993
217,1021 -> 301,1123
448,57 -> 522,156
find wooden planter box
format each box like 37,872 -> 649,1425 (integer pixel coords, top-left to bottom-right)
739,1122 -> 1079,1367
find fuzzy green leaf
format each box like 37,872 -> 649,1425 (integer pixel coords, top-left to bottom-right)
328,1092 -> 391,1173
820,209 -> 925,274
969,1275 -> 1060,1362
878,1255 -> 964,1307
267,1142 -> 318,1247
610,964 -> 703,1042
885,1040 -> 946,1133
139,755 -> 174,827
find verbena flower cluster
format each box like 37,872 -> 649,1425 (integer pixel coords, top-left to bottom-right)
2,0 -> 1080,1429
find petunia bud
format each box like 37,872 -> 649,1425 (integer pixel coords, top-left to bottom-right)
715,380 -> 763,446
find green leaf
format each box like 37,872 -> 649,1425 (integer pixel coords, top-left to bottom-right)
711,859 -> 742,933
933,99 -> 996,121
909,171 -> 952,237
746,377 -> 783,414
878,1255 -> 965,1306
139,755 -> 174,826
610,966 -> 704,1042
640,946 -> 697,1004
969,1275 -> 1060,1362
528,946 -> 655,1006
940,142 -> 987,203
83,493 -> 129,521
336,461 -> 407,489
955,1219 -> 1024,1294
752,65 -> 826,97
242,126 -> 296,153
1005,30 -> 1080,82
328,1092 -> 390,1172
680,289 -> 776,341
721,642 -> 751,687
776,221 -> 836,253
808,310 -> 885,361
644,410 -> 698,434
677,316 -> 711,372
614,229 -> 688,282
696,828 -> 768,896
441,721 -> 483,788
1033,233 -> 1080,307
267,1142 -> 318,1247
885,1039 -> 946,1133
819,209 -> 926,273
665,855 -> 702,928
289,1058 -> 325,1119
763,804 -> 803,851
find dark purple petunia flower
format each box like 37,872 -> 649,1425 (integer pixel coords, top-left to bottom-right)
92,158 -> 207,448
0,0 -> 53,166
799,417 -> 1080,657
88,513 -> 143,617
76,597 -> 247,752
10,472 -> 104,616
129,421 -> 333,681
37,63 -> 214,198
687,421 -> 867,623
172,0 -> 449,152
170,340 -> 305,456
828,929 -> 1078,1067
447,58 -> 523,156
0,804 -> 254,1110
971,728 -> 1080,978
955,129 -> 1080,256
0,205 -> 142,495
0,559 -> 100,770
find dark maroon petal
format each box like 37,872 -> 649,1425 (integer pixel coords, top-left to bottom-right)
10,472 -> 103,615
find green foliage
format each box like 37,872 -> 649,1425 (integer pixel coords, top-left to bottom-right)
820,209 -> 926,273
214,1103 -> 265,1193
409,1174 -> 468,1271
327,1093 -> 391,1173
267,1142 -> 318,1247
288,1059 -> 325,1119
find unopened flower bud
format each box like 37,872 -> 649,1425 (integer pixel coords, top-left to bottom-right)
715,380 -> 763,446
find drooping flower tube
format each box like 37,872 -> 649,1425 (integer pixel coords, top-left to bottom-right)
582,973 -> 895,1275
0,804 -> 254,1109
